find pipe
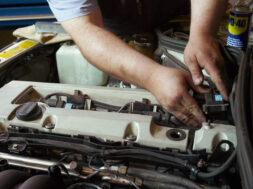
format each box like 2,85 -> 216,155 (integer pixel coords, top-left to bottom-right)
127,167 -> 203,189
143,180 -> 187,189
0,152 -> 88,179
67,182 -> 102,189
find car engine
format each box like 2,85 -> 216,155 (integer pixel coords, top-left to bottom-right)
0,81 -> 239,189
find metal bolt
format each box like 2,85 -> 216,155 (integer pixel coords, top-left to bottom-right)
69,161 -> 82,173
12,144 -> 19,150
197,159 -> 206,168
44,123 -> 55,130
126,134 -> 137,142
118,166 -> 127,175
135,177 -> 143,186
9,143 -> 25,152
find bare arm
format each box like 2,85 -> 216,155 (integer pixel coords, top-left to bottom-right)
61,10 -> 208,126
62,10 -> 157,89
184,0 -> 229,99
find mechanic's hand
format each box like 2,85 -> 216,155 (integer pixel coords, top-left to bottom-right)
148,67 -> 209,127
184,34 -> 229,100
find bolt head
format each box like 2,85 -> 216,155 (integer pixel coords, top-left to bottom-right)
45,123 -> 55,129
126,134 -> 137,141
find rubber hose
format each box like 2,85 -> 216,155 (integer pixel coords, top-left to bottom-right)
18,175 -> 64,189
0,169 -> 29,189
104,149 -> 187,166
143,180 -> 187,189
127,168 -> 203,189
197,150 -> 236,179
67,182 -> 102,189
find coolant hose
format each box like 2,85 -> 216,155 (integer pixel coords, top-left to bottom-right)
67,182 -> 102,189
196,149 -> 236,179
127,168 -> 203,189
0,169 -> 29,189
143,180 -> 187,189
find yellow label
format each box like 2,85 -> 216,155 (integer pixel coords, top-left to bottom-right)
0,40 -> 37,59
228,15 -> 248,35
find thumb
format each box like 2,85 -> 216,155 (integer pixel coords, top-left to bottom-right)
185,55 -> 204,85
186,74 -> 210,94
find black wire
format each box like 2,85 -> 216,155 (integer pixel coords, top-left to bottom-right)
88,154 -> 101,171
117,102 -> 131,112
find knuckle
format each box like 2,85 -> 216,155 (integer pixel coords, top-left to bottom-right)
191,69 -> 201,76
170,91 -> 183,102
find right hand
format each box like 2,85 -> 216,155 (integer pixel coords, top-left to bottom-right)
184,34 -> 229,100
147,67 -> 209,127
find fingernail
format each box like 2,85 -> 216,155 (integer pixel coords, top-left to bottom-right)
194,77 -> 202,85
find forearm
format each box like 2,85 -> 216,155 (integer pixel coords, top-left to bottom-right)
190,0 -> 228,37
185,0 -> 229,99
61,10 -> 161,91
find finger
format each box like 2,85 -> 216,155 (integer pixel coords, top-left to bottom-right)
182,92 -> 206,123
172,110 -> 200,127
204,60 -> 228,100
184,55 -> 204,85
185,73 -> 211,94
169,103 -> 201,127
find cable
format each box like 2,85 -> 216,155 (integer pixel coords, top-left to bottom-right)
117,102 -> 131,112
196,149 -> 236,179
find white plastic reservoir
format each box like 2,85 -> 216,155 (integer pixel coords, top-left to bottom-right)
56,43 -> 108,86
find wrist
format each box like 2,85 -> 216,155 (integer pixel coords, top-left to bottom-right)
144,65 -> 171,94
189,27 -> 217,39
189,31 -> 217,43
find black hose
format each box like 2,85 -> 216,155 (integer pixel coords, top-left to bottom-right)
67,182 -> 102,189
143,180 -> 187,189
0,169 -> 30,189
19,175 -> 64,189
103,149 -> 188,167
196,149 -> 236,179
127,168 -> 203,189
103,154 -> 185,169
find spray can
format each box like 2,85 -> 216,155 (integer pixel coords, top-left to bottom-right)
227,1 -> 252,51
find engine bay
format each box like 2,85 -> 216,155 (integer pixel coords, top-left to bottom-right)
0,81 -> 239,189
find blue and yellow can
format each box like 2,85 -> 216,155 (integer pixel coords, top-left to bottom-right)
227,10 -> 252,51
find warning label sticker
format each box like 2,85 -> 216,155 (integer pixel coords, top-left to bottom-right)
0,40 -> 38,64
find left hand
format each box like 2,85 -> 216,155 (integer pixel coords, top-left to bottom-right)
184,34 -> 229,100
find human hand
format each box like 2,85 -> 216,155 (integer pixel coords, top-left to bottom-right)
147,67 -> 209,127
184,34 -> 229,100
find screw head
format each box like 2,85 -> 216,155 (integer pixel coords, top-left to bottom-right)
44,123 -> 55,130
126,134 -> 137,141
12,144 -> 19,150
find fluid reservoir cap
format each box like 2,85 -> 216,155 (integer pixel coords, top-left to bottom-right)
16,102 -> 42,121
